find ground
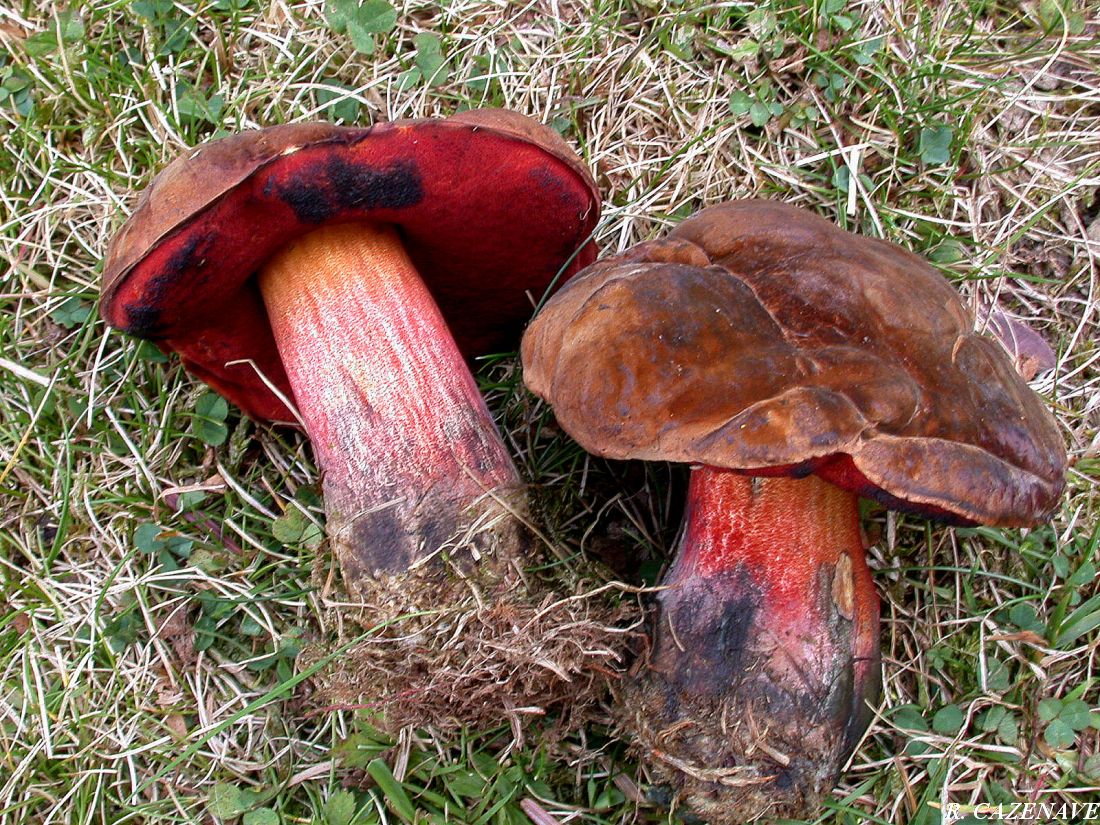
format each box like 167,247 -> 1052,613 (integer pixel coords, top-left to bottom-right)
1,1 -> 1098,824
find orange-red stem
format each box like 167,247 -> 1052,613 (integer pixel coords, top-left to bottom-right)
666,468 -> 878,668
259,222 -> 521,585
640,467 -> 880,816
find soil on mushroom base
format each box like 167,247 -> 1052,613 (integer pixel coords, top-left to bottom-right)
619,541 -> 879,825
623,684 -> 840,822
300,490 -> 638,734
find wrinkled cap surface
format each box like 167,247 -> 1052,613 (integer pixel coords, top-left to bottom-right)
102,109 -> 600,420
522,200 -> 1066,526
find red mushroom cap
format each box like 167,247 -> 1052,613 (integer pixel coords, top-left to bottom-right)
522,200 -> 1066,527
102,109 -> 600,420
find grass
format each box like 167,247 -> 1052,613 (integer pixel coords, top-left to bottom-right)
1,0 -> 1098,823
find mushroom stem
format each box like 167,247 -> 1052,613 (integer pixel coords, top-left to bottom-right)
259,222 -> 523,590
633,467 -> 880,821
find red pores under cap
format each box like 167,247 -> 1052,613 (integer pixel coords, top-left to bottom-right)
102,110 -> 600,420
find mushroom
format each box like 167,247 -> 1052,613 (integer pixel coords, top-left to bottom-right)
101,109 -> 613,727
521,200 -> 1066,821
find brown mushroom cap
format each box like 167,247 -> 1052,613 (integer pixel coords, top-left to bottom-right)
102,109 -> 599,421
522,200 -> 1066,526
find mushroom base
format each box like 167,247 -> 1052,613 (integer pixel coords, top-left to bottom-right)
302,490 -> 634,733
621,469 -> 880,823
262,222 -> 632,731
